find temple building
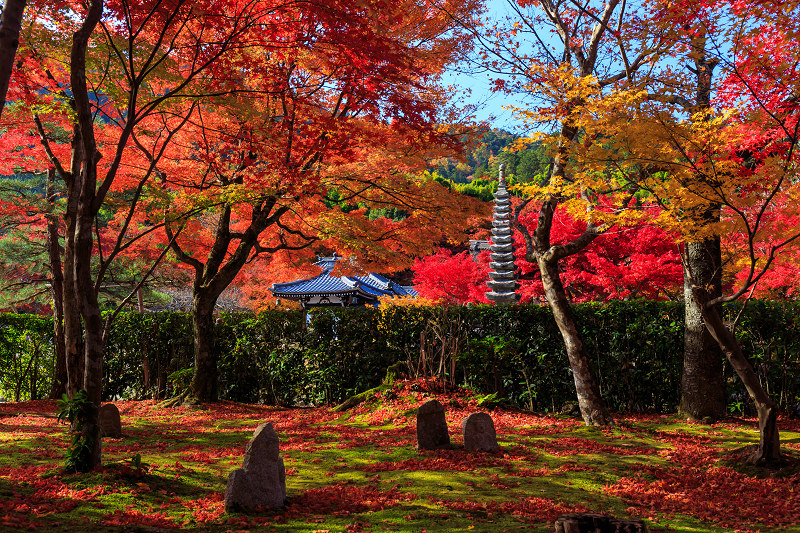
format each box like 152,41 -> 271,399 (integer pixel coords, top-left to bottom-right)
269,254 -> 416,308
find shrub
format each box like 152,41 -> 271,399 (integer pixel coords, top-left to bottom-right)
1,300 -> 797,415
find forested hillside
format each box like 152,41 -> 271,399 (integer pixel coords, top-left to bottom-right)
433,128 -> 550,185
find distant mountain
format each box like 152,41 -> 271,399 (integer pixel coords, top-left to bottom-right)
433,128 -> 550,185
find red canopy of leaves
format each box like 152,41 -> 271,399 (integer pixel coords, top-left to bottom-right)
413,207 -> 683,304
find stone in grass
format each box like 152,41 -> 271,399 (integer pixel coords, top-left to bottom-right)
224,422 -> 286,513
416,399 -> 451,451
98,403 -> 122,438
554,512 -> 648,533
461,412 -> 499,452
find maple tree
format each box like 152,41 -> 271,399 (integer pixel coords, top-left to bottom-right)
3,0 -> 347,470
642,0 -> 728,423
551,0 -> 800,463
461,0 -> 675,426
413,248 -> 491,304
122,0 -> 486,403
3,0 -> 488,425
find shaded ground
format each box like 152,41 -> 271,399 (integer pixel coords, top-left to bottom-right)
1,379 -> 799,532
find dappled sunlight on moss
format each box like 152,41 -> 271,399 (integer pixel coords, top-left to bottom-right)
0,383 -> 798,532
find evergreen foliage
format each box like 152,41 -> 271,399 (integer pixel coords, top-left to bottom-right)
2,302 -> 798,415
433,128 -> 550,185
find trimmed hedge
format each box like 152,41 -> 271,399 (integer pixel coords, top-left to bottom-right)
0,313 -> 53,401
1,301 -> 798,415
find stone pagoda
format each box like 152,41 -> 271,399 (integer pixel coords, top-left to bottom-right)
485,164 -> 520,304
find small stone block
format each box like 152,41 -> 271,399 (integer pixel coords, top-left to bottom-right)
462,412 -> 499,452
609,517 -> 648,533
98,403 -> 122,438
224,422 -> 286,512
416,399 -> 450,450
554,513 -> 648,533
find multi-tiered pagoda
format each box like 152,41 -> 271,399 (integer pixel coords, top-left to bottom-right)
485,164 -> 520,304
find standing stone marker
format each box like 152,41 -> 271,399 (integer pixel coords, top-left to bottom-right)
98,403 -> 122,438
225,422 -> 286,512
462,412 -> 499,452
416,399 -> 450,450
554,513 -> 648,533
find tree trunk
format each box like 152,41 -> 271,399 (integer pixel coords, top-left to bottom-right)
76,186 -> 104,470
70,0 -> 104,471
680,238 -> 725,420
679,29 -> 726,421
30,340 -> 39,400
189,293 -> 218,402
698,295 -> 780,465
539,255 -> 612,426
0,0 -> 26,121
62,182 -> 84,398
46,168 -> 68,399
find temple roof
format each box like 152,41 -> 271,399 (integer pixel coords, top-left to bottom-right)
269,255 -> 416,306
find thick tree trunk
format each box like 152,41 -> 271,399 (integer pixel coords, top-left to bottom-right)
0,0 -> 26,121
46,168 -> 68,399
190,293 -> 218,402
698,298 -> 780,464
77,252 -> 104,470
679,31 -> 726,421
69,0 -> 104,471
539,256 -> 612,426
62,188 -> 84,398
681,238 -> 725,420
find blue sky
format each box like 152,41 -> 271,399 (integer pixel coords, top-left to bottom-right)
441,0 -> 530,133
441,69 -> 526,132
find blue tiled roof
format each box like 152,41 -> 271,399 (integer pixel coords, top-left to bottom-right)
269,255 -> 415,303
400,286 -> 418,296
270,272 -> 354,296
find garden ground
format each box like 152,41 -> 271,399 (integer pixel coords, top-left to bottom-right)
1,379 -> 799,532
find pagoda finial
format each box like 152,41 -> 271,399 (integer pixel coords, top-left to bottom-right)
485,163 -> 519,304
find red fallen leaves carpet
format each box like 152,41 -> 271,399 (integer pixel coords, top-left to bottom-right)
1,380 -> 799,532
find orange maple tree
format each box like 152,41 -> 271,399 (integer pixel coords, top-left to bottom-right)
121,0 -> 487,402
539,0 -> 800,463
1,0 -> 486,469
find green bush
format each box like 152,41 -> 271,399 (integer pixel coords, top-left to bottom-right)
0,314 -> 53,401
1,300 -> 798,415
104,312 -> 194,400
215,311 -> 306,404
724,301 -> 800,416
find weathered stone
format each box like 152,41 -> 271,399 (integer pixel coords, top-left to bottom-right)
461,412 -> 499,452
609,517 -> 648,533
416,399 -> 450,450
485,164 -> 519,304
560,402 -> 582,417
224,422 -> 286,512
98,403 -> 122,438
554,513 -> 648,533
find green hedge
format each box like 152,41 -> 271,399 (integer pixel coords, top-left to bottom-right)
1,301 -> 798,415
0,314 -> 54,401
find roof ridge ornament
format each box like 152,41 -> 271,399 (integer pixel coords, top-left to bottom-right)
485,164 -> 520,305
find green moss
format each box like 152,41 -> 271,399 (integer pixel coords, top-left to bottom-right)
1,398 -> 796,533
